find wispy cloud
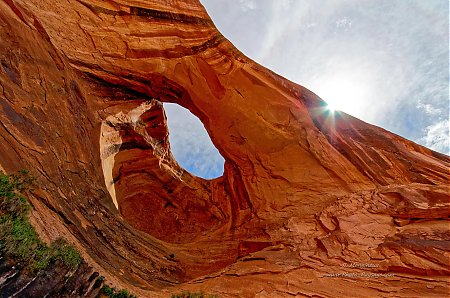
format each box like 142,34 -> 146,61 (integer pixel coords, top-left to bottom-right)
238,0 -> 257,12
201,0 -> 449,155
420,120 -> 450,155
335,17 -> 352,29
417,99 -> 441,116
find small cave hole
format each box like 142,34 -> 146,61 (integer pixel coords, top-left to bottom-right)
163,103 -> 224,179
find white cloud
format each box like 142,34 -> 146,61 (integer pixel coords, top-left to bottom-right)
419,120 -> 449,155
304,22 -> 317,29
238,0 -> 257,11
336,17 -> 352,28
416,100 -> 441,115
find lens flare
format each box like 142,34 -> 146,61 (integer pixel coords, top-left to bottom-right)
308,74 -> 371,118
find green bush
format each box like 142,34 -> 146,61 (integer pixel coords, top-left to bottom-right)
94,275 -> 105,289
171,291 -> 218,298
0,170 -> 82,274
100,285 -> 137,298
51,238 -> 83,268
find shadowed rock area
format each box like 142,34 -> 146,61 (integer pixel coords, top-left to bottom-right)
0,257 -> 102,298
0,0 -> 448,297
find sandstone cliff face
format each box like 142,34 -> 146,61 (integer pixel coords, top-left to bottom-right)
0,0 -> 448,297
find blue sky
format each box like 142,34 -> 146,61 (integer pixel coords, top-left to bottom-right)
164,103 -> 225,179
165,0 -> 449,179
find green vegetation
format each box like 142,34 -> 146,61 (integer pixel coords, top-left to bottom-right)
100,284 -> 137,298
0,170 -> 82,274
94,275 -> 106,289
171,291 -> 218,298
50,238 -> 83,268
0,170 -> 137,296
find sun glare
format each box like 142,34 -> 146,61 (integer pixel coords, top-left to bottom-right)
309,75 -> 370,118
326,101 -> 337,112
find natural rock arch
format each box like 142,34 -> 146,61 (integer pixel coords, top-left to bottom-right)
100,99 -> 229,243
0,0 -> 448,296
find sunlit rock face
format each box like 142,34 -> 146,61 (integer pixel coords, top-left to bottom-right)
0,0 -> 449,297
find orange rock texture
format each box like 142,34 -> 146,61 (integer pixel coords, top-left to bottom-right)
0,0 -> 449,297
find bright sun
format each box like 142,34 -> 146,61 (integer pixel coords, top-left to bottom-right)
309,75 -> 370,117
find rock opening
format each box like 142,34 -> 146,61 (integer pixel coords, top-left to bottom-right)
164,103 -> 224,179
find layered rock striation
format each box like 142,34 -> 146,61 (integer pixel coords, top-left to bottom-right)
0,0 -> 448,297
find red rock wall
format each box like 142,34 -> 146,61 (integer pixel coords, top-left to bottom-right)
0,0 -> 448,297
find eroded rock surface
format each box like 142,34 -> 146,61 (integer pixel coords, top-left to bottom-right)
0,0 -> 448,297
0,256 -> 102,298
